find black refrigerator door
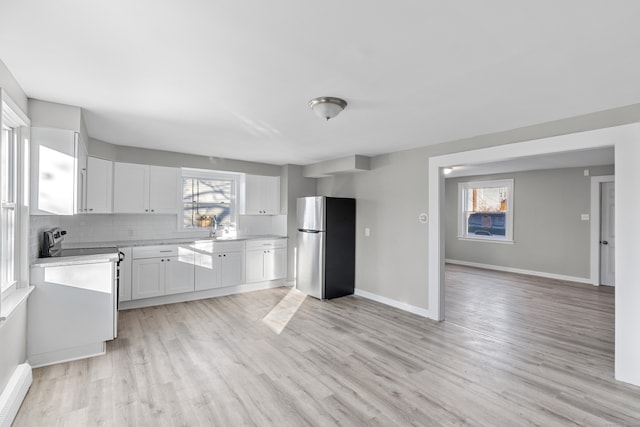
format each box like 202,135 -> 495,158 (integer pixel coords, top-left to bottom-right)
324,197 -> 356,299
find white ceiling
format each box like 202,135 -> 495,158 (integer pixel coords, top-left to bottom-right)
1,1 -> 639,166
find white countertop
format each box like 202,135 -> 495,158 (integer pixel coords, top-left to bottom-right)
32,252 -> 120,268
62,234 -> 288,249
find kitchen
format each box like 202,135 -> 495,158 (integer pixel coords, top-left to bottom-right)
25,98 -> 306,367
4,2 -> 640,425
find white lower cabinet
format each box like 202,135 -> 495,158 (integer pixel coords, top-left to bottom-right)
132,257 -> 164,299
165,255 -> 196,295
245,239 -> 287,283
124,238 -> 286,304
194,241 -> 245,291
131,245 -> 194,300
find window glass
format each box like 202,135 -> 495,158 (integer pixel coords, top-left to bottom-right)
459,179 -> 513,242
181,171 -> 238,230
1,125 -> 17,292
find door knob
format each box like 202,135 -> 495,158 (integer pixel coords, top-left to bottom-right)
601,240 -> 609,245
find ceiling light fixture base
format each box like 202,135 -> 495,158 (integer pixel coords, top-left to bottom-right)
309,97 -> 347,121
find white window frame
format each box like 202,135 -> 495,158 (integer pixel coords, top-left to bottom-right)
179,168 -> 241,232
458,178 -> 514,243
0,89 -> 30,320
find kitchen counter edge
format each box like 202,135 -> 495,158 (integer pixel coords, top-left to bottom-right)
63,235 -> 288,249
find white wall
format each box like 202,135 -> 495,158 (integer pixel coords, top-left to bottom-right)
28,99 -> 82,130
614,139 -> 640,385
0,59 -> 27,114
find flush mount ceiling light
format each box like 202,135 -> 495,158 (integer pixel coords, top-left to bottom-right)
308,97 -> 347,121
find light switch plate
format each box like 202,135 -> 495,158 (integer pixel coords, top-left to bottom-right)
364,227 -> 370,237
581,214 -> 590,221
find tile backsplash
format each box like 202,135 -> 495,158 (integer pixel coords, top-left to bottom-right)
30,213 -> 287,261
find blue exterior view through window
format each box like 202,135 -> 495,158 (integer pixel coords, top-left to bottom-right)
458,179 -> 514,242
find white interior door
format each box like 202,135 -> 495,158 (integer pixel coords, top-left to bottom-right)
600,181 -> 615,286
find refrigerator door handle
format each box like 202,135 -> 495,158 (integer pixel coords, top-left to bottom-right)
298,229 -> 321,233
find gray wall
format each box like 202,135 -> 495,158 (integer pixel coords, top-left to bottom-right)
0,59 -> 28,398
318,104 -> 640,310
281,165 -> 318,281
445,166 -> 614,279
88,138 -> 281,176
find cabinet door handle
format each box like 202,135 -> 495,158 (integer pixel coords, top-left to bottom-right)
166,258 -> 171,262
161,259 -> 165,262
89,208 -> 93,211
223,254 -> 226,257
145,209 -> 149,212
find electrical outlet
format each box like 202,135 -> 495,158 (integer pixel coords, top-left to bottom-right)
581,214 -> 590,221
584,169 -> 590,176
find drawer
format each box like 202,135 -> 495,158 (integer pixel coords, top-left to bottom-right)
246,239 -> 287,251
213,241 -> 245,253
132,245 -> 180,259
192,240 -> 245,254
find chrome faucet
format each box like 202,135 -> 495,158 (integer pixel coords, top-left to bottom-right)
209,214 -> 218,237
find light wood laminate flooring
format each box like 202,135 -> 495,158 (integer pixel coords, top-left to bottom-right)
14,265 -> 640,426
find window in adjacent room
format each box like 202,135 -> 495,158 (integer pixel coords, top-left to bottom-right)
458,179 -> 514,242
181,168 -> 240,230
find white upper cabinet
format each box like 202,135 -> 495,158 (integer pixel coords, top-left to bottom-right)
77,140 -> 88,213
240,174 -> 280,215
30,126 -> 87,215
113,162 -> 179,214
85,157 -> 113,213
148,165 -> 180,213
113,162 -> 146,213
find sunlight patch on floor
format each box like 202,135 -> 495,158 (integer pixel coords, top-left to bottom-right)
262,288 -> 307,334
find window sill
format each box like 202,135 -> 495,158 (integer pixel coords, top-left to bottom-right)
457,236 -> 515,245
0,286 -> 34,323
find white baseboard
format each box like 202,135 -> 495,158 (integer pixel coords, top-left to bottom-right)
354,289 -> 430,318
29,342 -> 106,369
0,363 -> 32,427
445,259 -> 592,284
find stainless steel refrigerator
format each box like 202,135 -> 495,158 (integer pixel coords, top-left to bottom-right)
296,196 -> 356,299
